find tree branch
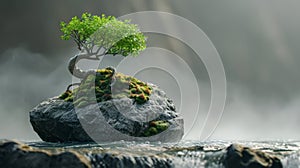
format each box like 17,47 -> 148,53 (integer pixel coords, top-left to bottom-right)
82,44 -> 91,54
95,53 -> 106,58
71,31 -> 83,50
95,46 -> 103,55
104,46 -> 113,55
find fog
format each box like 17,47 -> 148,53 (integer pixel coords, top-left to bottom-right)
1,0 -> 300,140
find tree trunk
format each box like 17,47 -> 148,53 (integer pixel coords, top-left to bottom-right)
68,53 -> 115,80
68,54 -> 89,79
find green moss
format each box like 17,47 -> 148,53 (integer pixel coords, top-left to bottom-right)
59,67 -> 152,108
59,90 -> 72,100
143,127 -> 158,137
142,120 -> 170,137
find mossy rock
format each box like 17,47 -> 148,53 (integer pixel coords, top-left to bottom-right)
31,80 -> 183,142
59,68 -> 152,108
46,67 -> 181,139
142,120 -> 170,137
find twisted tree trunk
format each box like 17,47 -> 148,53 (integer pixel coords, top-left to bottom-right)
68,54 -> 92,79
67,52 -> 115,80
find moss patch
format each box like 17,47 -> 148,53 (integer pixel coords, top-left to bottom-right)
142,120 -> 169,137
59,68 -> 152,108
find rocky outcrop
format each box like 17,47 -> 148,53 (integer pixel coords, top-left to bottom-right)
30,80 -> 184,143
89,153 -> 173,168
0,141 -> 90,168
0,140 -> 174,168
223,144 -> 282,168
0,141 -> 284,168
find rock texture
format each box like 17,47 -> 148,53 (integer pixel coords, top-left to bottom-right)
223,144 -> 283,168
89,153 -> 173,168
0,140 -> 175,168
30,83 -> 184,143
0,141 -> 90,168
0,141 -> 284,168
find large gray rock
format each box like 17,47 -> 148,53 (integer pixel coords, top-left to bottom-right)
0,141 -> 90,168
223,144 -> 282,168
30,84 -> 184,143
0,140 -> 174,168
0,141 -> 285,168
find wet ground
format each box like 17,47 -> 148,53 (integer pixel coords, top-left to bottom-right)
23,140 -> 300,167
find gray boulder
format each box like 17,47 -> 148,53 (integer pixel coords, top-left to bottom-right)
0,140 -> 175,168
223,144 -> 282,168
30,84 -> 184,143
0,141 -> 90,168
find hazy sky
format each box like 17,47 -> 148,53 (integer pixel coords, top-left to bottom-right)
1,0 -> 300,141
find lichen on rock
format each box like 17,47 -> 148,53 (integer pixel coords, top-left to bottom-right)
59,68 -> 152,108
142,120 -> 170,137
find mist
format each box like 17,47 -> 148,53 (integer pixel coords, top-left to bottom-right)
1,0 -> 300,140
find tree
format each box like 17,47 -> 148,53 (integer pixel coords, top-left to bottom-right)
60,13 -> 146,79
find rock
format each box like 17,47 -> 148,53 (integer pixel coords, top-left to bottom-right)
0,140 -> 90,168
30,71 -> 184,142
89,153 -> 173,168
0,140 -> 175,168
223,144 -> 282,168
0,140 -> 286,168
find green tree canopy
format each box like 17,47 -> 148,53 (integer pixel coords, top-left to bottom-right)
60,13 -> 147,79
60,12 -> 146,57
